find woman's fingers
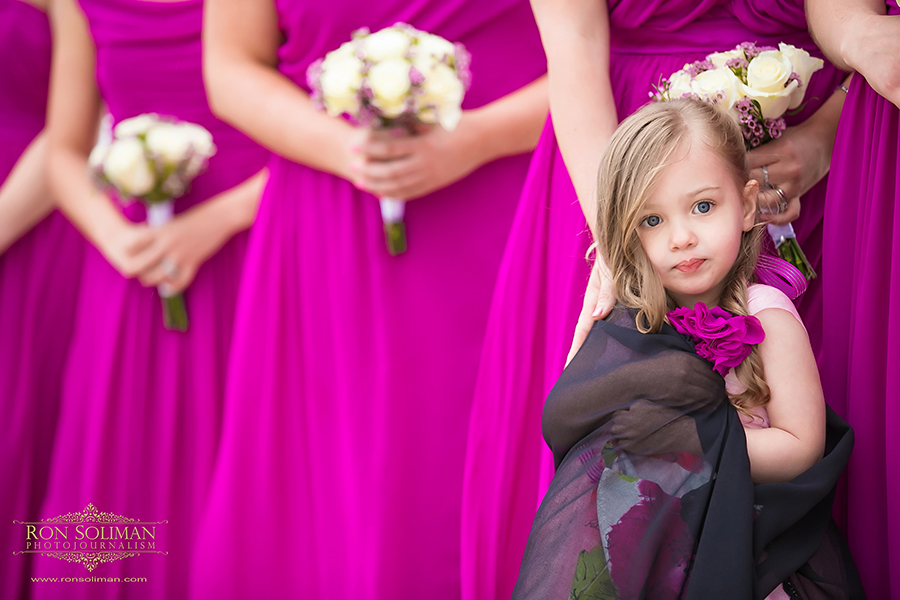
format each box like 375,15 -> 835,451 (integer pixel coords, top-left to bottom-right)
763,197 -> 801,226
566,262 -> 615,366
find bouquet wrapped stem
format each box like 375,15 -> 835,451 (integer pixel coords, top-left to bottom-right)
146,200 -> 189,331
767,222 -> 817,280
380,197 -> 407,255
307,23 -> 471,257
90,113 -> 217,332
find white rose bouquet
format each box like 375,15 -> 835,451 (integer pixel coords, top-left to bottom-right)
89,113 -> 217,331
654,42 -> 824,280
306,23 -> 471,255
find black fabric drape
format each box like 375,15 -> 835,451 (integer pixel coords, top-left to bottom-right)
513,305 -> 864,600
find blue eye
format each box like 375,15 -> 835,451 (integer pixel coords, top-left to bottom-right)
642,215 -> 661,227
694,201 -> 712,214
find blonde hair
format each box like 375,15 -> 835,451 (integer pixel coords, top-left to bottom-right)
596,99 -> 769,411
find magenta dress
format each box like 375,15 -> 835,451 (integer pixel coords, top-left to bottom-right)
189,2 -> 546,598
460,2 -> 846,598
29,1 -> 268,599
821,2 -> 900,597
0,2 -> 84,598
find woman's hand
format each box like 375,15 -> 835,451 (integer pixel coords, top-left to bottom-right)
350,119 -> 486,200
129,204 -> 235,295
747,121 -> 834,226
94,219 -> 158,280
566,257 -> 616,366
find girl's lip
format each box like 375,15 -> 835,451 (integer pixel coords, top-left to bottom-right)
675,258 -> 705,273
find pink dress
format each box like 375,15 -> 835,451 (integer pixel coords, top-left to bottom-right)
0,2 -> 84,598
460,3 -> 845,598
189,1 -> 546,598
29,1 -> 268,599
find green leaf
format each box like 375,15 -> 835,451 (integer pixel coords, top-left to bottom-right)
570,545 -> 619,600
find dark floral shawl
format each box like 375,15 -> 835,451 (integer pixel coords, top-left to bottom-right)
513,305 -> 864,600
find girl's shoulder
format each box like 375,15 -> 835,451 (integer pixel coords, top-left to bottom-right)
746,283 -> 806,333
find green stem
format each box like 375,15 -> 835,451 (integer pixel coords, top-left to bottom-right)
384,221 -> 407,256
161,293 -> 189,332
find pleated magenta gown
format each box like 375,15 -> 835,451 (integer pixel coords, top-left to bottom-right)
30,1 -> 268,599
0,2 -> 84,598
189,1 -> 546,598
460,2 -> 846,598
821,2 -> 900,597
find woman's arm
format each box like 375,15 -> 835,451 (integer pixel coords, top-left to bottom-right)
203,0 -> 356,180
743,308 -> 826,484
46,0 -> 158,278
807,0 -> 900,106
0,133 -> 56,253
530,0 -> 618,227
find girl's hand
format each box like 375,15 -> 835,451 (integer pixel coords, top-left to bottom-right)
566,258 -> 616,366
747,120 -> 835,226
350,118 -> 485,200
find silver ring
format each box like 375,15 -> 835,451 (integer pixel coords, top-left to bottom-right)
161,258 -> 180,280
761,164 -> 770,189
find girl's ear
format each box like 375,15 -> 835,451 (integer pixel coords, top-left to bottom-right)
741,179 -> 759,232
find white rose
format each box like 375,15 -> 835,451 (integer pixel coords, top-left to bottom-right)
180,123 -> 216,158
367,58 -> 412,118
103,137 -> 155,196
436,103 -> 462,131
746,51 -> 793,93
88,141 -> 109,170
323,41 -> 357,68
363,28 -> 412,62
778,43 -> 824,109
690,67 -> 743,111
319,56 -> 364,116
739,79 -> 800,119
707,49 -> 745,68
113,114 -> 159,139
415,33 -> 455,61
145,123 -> 193,166
666,69 -> 694,99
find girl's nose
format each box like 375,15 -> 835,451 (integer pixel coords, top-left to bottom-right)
669,220 -> 698,251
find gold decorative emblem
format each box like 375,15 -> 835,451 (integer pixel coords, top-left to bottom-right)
14,504 -> 168,571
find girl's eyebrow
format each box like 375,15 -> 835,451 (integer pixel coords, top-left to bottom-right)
690,185 -> 720,195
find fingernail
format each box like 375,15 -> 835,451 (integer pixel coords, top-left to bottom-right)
592,307 -> 603,318
353,180 -> 365,190
350,145 -> 360,153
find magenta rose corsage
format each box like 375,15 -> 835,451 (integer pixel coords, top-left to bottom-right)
667,303 -> 765,376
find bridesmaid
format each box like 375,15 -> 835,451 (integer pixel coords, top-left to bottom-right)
0,0 -> 83,597
460,1 -> 849,598
30,0 -> 268,597
808,1 -> 900,597
190,0 -> 547,598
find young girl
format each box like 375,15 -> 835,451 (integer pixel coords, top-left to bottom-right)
513,99 -> 862,599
